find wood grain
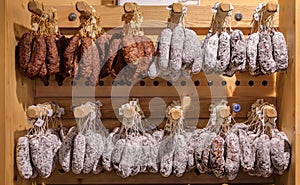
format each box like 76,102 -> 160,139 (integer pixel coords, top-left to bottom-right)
37,171 -> 274,184
45,5 -> 279,29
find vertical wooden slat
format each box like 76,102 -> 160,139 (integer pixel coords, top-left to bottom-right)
276,0 -> 296,185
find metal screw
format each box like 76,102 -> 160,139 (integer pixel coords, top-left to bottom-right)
234,12 -> 243,21
68,12 -> 77,21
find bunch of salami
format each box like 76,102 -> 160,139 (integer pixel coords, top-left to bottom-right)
186,100 -> 291,180
18,9 -> 61,86
59,101 -> 108,174
101,4 -> 155,82
148,6 -> 203,82
16,102 -> 64,179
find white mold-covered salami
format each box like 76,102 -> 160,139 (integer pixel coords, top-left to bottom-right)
170,25 -> 184,71
239,129 -> 255,172
16,136 -> 33,179
111,139 -> 126,173
247,33 -> 260,76
258,31 -> 277,74
254,134 -> 273,177
210,135 -> 225,178
157,28 -> 172,71
173,134 -> 188,177
216,32 -> 230,73
182,28 -> 201,64
225,133 -> 240,181
271,130 -> 290,175
72,133 -> 86,174
83,132 -> 104,174
272,31 -> 288,70
59,127 -> 78,172
203,33 -> 218,74
148,56 -> 160,79
102,128 -> 119,171
159,136 -> 175,177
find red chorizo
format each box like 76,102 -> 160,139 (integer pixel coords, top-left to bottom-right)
19,31 -> 34,73
96,34 -> 111,79
55,35 -> 70,85
105,33 -> 123,75
26,35 -> 47,79
45,35 -> 60,74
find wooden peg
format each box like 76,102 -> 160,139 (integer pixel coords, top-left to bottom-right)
73,105 -> 91,119
170,108 -> 182,120
76,1 -> 93,19
212,3 -> 231,33
123,2 -> 137,13
28,0 -> 45,17
265,106 -> 277,118
261,1 -> 278,25
217,105 -> 230,118
26,106 -> 47,119
172,3 -> 183,13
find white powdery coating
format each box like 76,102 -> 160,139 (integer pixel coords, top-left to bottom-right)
210,135 -> 225,178
170,25 -> 184,71
203,33 -> 218,74
272,31 -> 288,70
246,33 -> 260,76
169,70 -> 181,82
16,136 -> 33,179
59,127 -> 78,172
271,131 -> 290,175
258,31 -> 277,74
225,133 -> 240,181
72,133 -> 86,174
83,131 -> 105,174
254,134 -> 273,177
239,129 -> 255,172
182,28 -> 202,64
157,28 -> 172,71
173,134 -> 188,177
119,139 -> 135,178
216,32 -> 231,73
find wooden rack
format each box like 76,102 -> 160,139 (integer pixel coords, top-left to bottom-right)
2,0 -> 297,185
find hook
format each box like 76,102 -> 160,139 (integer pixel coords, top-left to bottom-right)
210,2 -> 232,34
76,1 -> 94,19
167,3 -> 185,26
121,2 -> 138,23
28,0 -> 45,17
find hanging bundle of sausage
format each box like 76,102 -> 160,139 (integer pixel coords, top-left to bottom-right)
148,3 -> 202,82
16,102 -> 65,179
247,2 -> 288,76
62,1 -> 109,86
18,1 -> 60,86
102,3 -> 155,83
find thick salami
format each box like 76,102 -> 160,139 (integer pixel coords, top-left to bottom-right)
258,31 -> 277,74
45,35 -> 60,74
72,133 -> 86,174
203,33 -> 218,74
246,33 -> 260,76
225,133 -> 240,181
26,35 -> 47,79
64,34 -> 80,76
105,33 -> 123,75
79,37 -> 93,78
16,136 -> 33,179
170,25 -> 184,72
157,28 -> 172,72
210,135 -> 225,178
19,32 -> 34,73
216,32 -> 230,73
272,31 -> 288,70
55,35 -> 70,85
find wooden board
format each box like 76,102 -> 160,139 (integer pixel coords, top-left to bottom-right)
47,5 -> 279,29
37,171 -> 274,185
35,73 -> 276,98
34,97 -> 276,119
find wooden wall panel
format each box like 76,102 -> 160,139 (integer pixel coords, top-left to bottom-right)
276,0 -> 296,185
2,0 -> 35,185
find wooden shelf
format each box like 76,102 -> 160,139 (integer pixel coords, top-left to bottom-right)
36,171 -> 275,185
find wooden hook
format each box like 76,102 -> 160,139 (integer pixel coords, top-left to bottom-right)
28,0 -> 45,17
211,3 -> 231,33
261,1 -> 278,25
168,3 -> 184,26
121,2 -> 138,23
73,105 -> 92,119
26,104 -> 52,119
76,1 -> 94,19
